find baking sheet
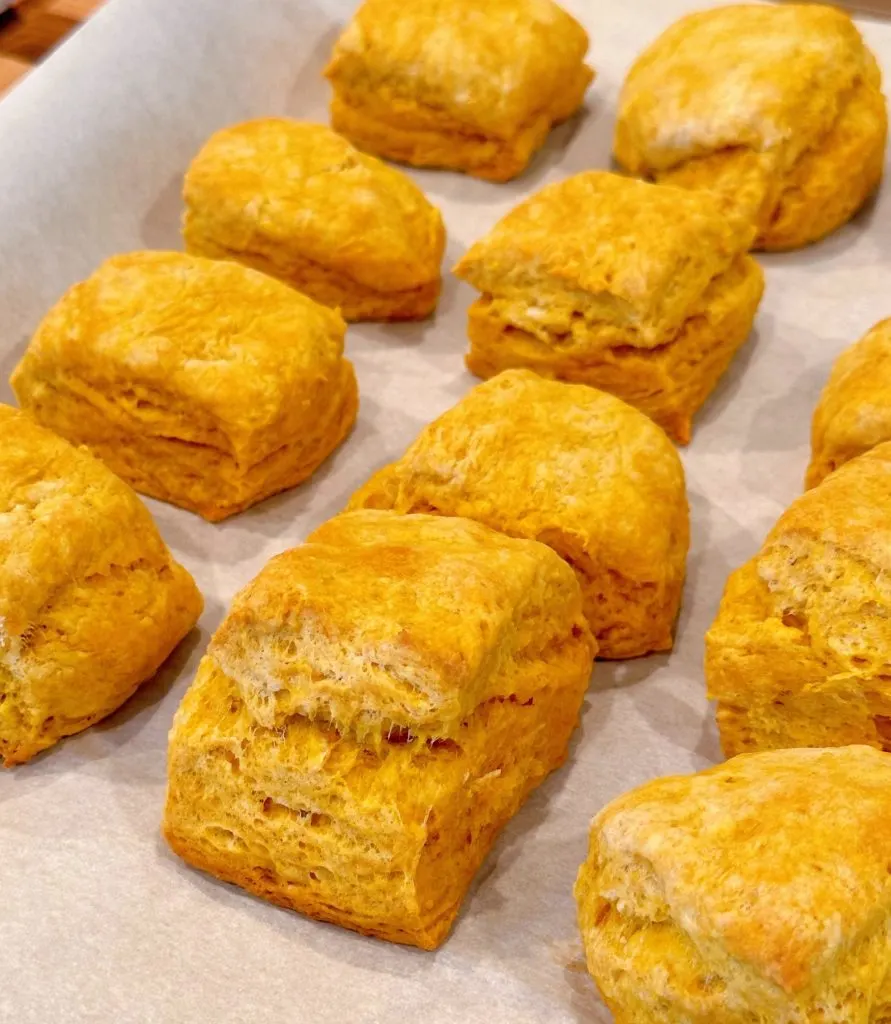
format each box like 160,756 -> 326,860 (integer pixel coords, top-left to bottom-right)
0,0 -> 890,1020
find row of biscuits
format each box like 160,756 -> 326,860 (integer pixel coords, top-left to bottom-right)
0,366 -> 688,763
316,4 -> 891,1018
184,113 -> 769,445
7,139 -> 771,522
6,320 -> 891,948
325,0 -> 886,255
319,0 -> 891,1014
10,0 -> 881,487
6,0 -> 891,1018
7,345 -> 891,1013
576,406 -> 891,1021
11,0 -> 877,497
13,159 -> 767,455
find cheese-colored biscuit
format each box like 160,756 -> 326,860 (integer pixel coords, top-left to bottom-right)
615,4 -> 887,251
163,510 -> 593,949
707,442 -> 891,756
453,172 -> 763,444
348,370 -> 689,658
807,319 -> 891,488
10,251 -> 358,521
183,120 -> 445,321
0,405 -> 202,766
575,745 -> 891,1023
324,0 -> 593,182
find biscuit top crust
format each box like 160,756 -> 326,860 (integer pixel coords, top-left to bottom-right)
454,172 -> 754,348
324,0 -> 590,139
209,509 -> 592,738
755,441 -> 891,675
617,4 -> 878,175
0,405 -> 174,657
183,119 -> 444,291
592,745 -> 891,994
15,251 -> 348,463
349,371 -> 687,581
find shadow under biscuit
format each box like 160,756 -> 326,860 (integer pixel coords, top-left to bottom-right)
516,99 -> 606,191
349,237 -> 470,352
628,678 -> 711,766
689,314 -> 769,445
284,25 -> 341,123
457,776 -> 594,939
564,959 -> 611,1024
771,186 -> 890,265
695,705 -> 723,765
671,487 -> 712,635
743,359 -> 831,459
0,333 -> 29,403
141,173 -> 186,251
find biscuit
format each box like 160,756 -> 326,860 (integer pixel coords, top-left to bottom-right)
807,319 -> 891,488
615,4 -> 887,251
0,405 -> 202,766
183,119 -> 445,321
10,251 -> 358,521
163,510 -> 593,949
348,370 -> 689,658
575,745 -> 891,1023
453,172 -> 763,444
324,0 -> 593,182
707,442 -> 891,756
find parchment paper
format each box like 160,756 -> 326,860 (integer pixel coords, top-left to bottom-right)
1,0 -> 890,1020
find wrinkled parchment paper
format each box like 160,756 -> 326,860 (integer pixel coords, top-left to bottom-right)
2,0 -> 891,1020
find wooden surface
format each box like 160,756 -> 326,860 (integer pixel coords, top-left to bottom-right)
0,0 -> 104,95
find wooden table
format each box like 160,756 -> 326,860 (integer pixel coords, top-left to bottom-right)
0,0 -> 104,94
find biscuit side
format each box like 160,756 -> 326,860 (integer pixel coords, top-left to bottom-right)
806,319 -> 891,489
182,226 -> 442,322
165,637 -> 587,948
323,0 -> 593,151
707,444 -> 891,755
328,64 -> 592,182
0,407 -> 203,764
453,173 -> 755,348
14,357 -> 359,521
463,254 -> 764,444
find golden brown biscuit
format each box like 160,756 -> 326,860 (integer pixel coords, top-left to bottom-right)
163,510 -> 593,949
615,4 -> 887,251
453,172 -> 764,444
807,319 -> 891,488
0,405 -> 202,767
707,442 -> 891,756
183,120 -> 445,321
10,251 -> 358,521
348,371 -> 689,658
324,0 -> 593,182
575,745 -> 891,1023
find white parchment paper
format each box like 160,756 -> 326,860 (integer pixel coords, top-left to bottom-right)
1,0 -> 890,1020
